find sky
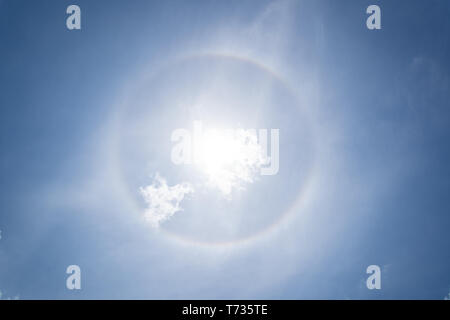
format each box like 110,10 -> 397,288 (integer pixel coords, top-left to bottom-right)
0,0 -> 449,299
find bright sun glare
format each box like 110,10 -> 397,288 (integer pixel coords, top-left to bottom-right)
196,128 -> 268,195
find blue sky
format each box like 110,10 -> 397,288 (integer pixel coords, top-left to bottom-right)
0,0 -> 449,299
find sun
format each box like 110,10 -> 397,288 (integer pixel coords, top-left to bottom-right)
196,128 -> 267,195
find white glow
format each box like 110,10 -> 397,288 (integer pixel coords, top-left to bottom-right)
197,128 -> 268,196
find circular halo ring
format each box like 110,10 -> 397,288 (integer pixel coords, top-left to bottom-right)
112,52 -> 319,249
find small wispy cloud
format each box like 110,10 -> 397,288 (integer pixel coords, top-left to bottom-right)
140,173 -> 193,228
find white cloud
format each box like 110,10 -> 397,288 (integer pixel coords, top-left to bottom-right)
445,290 -> 450,300
140,173 -> 193,227
199,128 -> 269,196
